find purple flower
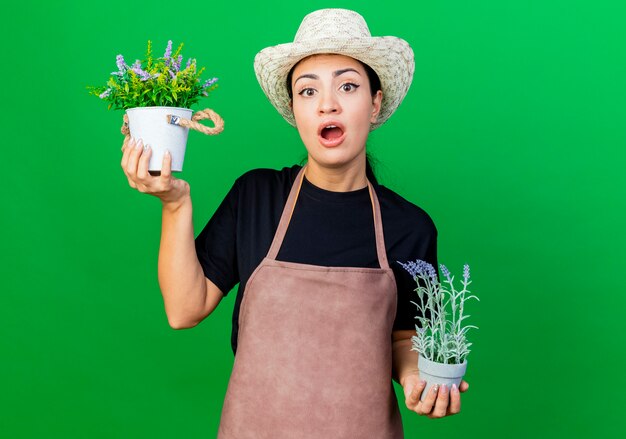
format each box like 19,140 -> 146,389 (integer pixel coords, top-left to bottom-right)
172,54 -> 183,72
163,40 -> 172,65
202,77 -> 218,88
116,54 -> 127,72
129,59 -> 151,81
397,259 -> 438,284
463,264 -> 470,282
133,66 -> 151,81
186,58 -> 192,69
99,88 -> 111,99
440,264 -> 452,282
169,70 -> 176,79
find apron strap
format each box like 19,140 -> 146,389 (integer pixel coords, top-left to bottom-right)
266,165 -> 390,270
367,180 -> 391,270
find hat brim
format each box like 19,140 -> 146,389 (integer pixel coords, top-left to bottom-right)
254,36 -> 415,131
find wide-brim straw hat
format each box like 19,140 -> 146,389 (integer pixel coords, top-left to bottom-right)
254,8 -> 415,131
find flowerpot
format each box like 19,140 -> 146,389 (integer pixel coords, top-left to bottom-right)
417,354 -> 467,401
126,106 -> 193,172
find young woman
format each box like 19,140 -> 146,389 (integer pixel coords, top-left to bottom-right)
120,8 -> 469,438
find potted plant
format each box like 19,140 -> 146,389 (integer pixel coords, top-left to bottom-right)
398,259 -> 479,401
87,40 -> 224,173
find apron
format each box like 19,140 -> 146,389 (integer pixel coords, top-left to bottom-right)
217,165 -> 403,439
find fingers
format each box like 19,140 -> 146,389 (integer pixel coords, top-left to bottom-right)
120,138 -> 188,204
417,383 -> 440,415
430,384 -> 450,418
407,382 -> 463,419
459,380 -> 470,393
126,138 -> 144,182
137,142 -> 152,181
406,379 -> 425,408
448,383 -> 461,414
121,137 -> 150,191
121,138 -> 136,188
160,149 -> 172,180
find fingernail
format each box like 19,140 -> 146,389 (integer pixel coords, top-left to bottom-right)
419,380 -> 426,386
165,149 -> 170,157
452,383 -> 458,392
441,384 -> 448,393
135,139 -> 143,149
144,144 -> 150,152
432,384 -> 439,393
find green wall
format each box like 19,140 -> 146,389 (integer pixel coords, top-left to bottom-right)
2,0 -> 625,437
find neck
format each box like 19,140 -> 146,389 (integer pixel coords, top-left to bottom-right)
304,156 -> 368,192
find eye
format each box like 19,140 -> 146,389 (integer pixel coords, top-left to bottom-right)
340,82 -> 360,92
297,87 -> 316,97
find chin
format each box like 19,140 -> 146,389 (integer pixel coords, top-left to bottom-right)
309,148 -> 363,169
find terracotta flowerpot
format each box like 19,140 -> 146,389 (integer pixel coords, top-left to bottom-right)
126,106 -> 192,172
417,354 -> 467,401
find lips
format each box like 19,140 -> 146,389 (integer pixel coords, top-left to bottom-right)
318,121 -> 346,148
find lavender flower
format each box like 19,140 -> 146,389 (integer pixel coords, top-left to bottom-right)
397,259 -> 438,284
203,77 -> 218,88
163,40 -> 172,65
99,88 -> 111,99
186,58 -> 192,69
116,54 -> 127,72
440,264 -> 452,283
133,66 -> 152,81
172,54 -> 183,72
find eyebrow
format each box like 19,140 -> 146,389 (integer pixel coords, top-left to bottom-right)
294,68 -> 361,85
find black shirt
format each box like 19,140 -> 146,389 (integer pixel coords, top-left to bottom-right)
194,164 -> 438,355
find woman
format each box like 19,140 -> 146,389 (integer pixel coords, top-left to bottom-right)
121,8 -> 469,438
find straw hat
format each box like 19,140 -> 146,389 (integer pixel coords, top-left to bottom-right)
253,8 -> 415,131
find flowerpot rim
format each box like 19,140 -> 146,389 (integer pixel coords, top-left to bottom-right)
126,106 -> 192,112
418,353 -> 468,367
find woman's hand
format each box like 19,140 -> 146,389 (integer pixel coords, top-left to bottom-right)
121,137 -> 190,211
402,373 -> 469,419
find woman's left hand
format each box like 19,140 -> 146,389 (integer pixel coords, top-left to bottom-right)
402,373 -> 469,419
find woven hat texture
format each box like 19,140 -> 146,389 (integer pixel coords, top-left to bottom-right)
254,8 -> 415,131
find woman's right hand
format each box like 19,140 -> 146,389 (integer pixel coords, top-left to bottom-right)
121,137 -> 190,210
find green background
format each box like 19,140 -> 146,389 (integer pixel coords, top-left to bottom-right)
2,0 -> 625,437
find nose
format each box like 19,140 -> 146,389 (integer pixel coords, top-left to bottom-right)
317,89 -> 341,115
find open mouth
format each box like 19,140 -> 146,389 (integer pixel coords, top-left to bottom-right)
318,122 -> 346,147
321,125 -> 344,140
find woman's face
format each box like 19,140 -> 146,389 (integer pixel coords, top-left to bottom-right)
290,54 -> 382,172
